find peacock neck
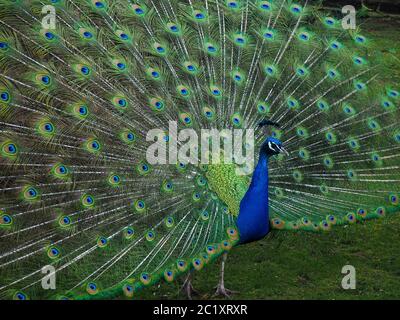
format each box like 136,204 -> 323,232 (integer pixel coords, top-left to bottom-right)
251,151 -> 270,189
236,150 -> 271,244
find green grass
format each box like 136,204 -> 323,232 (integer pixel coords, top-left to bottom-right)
362,16 -> 400,83
136,214 -> 400,300
134,17 -> 400,300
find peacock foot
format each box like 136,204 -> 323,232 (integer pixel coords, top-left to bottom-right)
182,278 -> 200,300
214,284 -> 239,298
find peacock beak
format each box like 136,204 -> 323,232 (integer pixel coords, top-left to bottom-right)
279,145 -> 290,156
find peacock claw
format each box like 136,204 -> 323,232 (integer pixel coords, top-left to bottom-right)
182,278 -> 199,300
214,284 -> 239,298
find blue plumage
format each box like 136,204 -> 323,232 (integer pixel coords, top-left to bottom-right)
237,137 -> 284,244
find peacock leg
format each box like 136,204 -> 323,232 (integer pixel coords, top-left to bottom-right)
182,271 -> 199,300
214,252 -> 239,298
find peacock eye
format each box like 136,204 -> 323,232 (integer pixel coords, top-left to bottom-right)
83,31 -> 92,38
268,142 -> 279,152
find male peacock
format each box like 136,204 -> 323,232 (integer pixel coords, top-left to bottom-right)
0,0 -> 399,300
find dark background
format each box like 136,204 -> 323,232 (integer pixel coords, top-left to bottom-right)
315,0 -> 400,13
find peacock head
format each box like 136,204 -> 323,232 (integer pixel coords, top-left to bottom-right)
258,120 -> 289,157
261,137 -> 289,157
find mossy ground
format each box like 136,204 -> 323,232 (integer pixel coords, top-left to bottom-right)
136,213 -> 400,300
136,17 -> 400,300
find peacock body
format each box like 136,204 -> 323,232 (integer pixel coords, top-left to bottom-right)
0,0 -> 399,300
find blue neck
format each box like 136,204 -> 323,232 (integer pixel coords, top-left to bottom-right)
236,151 -> 270,244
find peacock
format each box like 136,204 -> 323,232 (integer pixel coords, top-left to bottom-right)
0,0 -> 399,300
